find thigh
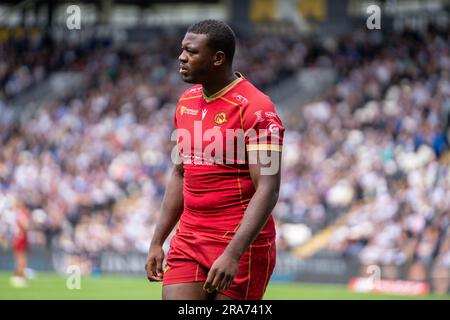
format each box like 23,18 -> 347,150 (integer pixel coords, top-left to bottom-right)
163,233 -> 209,286
162,232 -> 211,300
163,282 -> 213,300
214,292 -> 236,300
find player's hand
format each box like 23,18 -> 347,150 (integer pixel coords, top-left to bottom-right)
145,245 -> 165,282
203,252 -> 240,293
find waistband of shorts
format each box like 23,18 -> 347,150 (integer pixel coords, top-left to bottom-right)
177,220 -> 276,242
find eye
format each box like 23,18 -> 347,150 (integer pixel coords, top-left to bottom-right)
183,47 -> 196,54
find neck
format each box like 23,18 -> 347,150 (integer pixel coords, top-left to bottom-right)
202,69 -> 237,97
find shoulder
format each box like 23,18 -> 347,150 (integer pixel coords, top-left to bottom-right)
179,85 -> 203,101
228,79 -> 274,110
233,79 -> 284,129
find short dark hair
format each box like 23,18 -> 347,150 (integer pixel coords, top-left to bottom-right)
187,19 -> 236,65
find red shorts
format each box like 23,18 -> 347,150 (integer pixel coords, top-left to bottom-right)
13,237 -> 28,253
162,229 -> 276,300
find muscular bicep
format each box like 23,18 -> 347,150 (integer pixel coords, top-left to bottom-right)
248,150 -> 282,192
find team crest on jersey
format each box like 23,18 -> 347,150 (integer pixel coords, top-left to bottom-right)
214,112 -> 227,125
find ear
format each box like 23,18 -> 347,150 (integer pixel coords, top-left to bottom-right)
213,51 -> 226,67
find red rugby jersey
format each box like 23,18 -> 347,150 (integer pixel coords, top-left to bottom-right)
174,72 -> 284,239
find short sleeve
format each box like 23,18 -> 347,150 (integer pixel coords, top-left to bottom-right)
243,101 -> 284,152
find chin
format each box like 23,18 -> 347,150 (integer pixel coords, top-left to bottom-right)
181,75 -> 200,84
181,76 -> 199,84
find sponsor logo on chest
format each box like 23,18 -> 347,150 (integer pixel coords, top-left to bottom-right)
180,105 -> 199,116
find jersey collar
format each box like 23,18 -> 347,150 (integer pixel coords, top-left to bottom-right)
202,72 -> 245,103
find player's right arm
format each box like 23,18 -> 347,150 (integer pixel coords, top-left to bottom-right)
146,162 -> 184,282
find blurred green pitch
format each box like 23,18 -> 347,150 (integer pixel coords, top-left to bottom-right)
0,272 -> 449,300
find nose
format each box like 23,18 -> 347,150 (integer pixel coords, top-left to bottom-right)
179,51 -> 188,63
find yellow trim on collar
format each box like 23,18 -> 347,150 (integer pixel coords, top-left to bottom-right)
203,72 -> 244,103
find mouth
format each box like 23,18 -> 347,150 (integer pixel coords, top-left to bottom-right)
179,65 -> 189,74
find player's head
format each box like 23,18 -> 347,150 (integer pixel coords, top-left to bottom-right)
179,19 -> 236,84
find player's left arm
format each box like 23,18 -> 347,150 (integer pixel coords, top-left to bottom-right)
204,150 -> 282,293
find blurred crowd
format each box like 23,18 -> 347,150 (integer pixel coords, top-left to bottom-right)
0,24 -> 449,288
0,27 -> 115,101
284,25 -> 450,286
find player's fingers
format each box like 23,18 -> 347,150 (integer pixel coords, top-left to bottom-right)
225,276 -> 234,291
155,257 -> 163,277
147,274 -> 163,282
203,269 -> 216,292
147,258 -> 157,277
218,274 -> 231,292
145,260 -> 163,282
210,270 -> 224,292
